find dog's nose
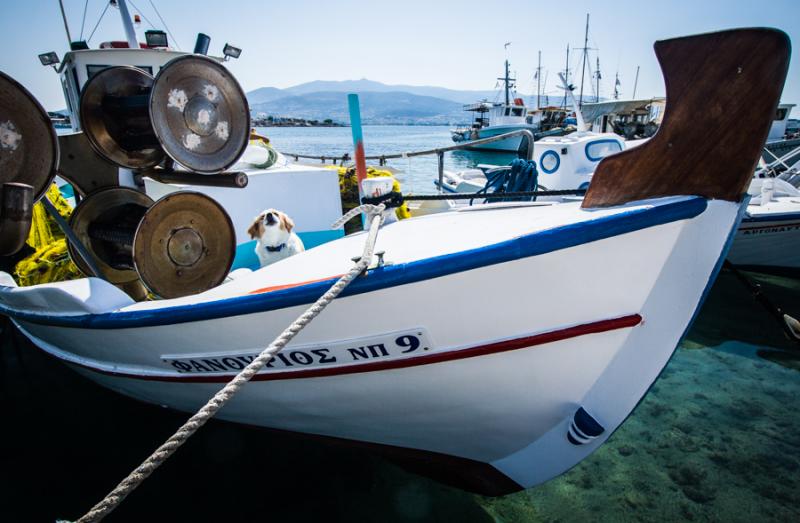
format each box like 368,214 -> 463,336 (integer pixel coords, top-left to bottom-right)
265,213 -> 276,225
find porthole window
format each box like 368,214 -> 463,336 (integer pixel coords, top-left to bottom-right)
585,139 -> 623,162
540,150 -> 560,173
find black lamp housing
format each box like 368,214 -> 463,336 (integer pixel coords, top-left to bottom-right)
145,30 -> 169,48
38,52 -> 60,67
223,43 -> 242,60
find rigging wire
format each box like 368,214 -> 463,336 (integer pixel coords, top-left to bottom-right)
79,0 -> 89,40
86,0 -> 112,43
148,0 -> 181,50
126,0 -> 157,29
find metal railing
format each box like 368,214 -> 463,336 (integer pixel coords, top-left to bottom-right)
282,129 -> 536,193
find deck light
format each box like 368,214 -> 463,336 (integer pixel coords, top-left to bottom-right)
223,43 -> 242,60
38,52 -> 60,68
145,30 -> 168,48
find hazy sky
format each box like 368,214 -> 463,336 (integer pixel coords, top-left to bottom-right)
1,0 -> 798,111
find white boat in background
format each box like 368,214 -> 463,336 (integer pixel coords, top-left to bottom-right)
0,28 -> 789,495
438,131 -> 624,194
450,60 -> 565,152
581,98 -> 666,138
728,175 -> 800,274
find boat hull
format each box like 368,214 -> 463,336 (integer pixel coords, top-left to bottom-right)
728,211 -> 800,274
451,125 -> 534,152
3,197 -> 741,494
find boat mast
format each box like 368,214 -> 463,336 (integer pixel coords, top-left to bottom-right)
499,42 -> 514,107
504,59 -> 510,106
563,44 -> 570,108
536,50 -> 542,109
117,0 -> 139,49
633,65 -> 640,99
614,71 -> 620,100
578,13 -> 589,108
58,0 -> 73,46
595,56 -> 601,102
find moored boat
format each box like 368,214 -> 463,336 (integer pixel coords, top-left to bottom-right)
0,28 -> 790,495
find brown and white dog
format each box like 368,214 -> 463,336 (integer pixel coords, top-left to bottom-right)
247,209 -> 305,267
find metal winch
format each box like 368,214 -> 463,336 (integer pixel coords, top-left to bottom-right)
69,187 -> 235,299
0,70 -> 58,256
65,54 -> 251,298
3,54 -> 252,299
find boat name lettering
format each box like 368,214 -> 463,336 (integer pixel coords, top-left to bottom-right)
741,223 -> 800,235
161,330 -> 431,374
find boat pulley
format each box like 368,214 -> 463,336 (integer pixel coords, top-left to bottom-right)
67,187 -> 235,299
80,66 -> 165,169
0,70 -> 59,255
150,55 -> 250,174
79,55 -> 250,175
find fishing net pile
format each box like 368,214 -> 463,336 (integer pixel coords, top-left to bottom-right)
14,184 -> 82,286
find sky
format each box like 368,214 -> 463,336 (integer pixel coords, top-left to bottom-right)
1,0 -> 798,111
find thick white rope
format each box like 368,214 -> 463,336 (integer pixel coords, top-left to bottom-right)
75,205 -> 386,523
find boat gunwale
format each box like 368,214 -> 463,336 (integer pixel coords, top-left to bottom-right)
1,197 -> 708,329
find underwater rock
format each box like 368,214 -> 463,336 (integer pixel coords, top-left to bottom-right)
617,445 -> 635,457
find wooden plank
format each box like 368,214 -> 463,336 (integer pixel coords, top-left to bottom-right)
583,28 -> 791,208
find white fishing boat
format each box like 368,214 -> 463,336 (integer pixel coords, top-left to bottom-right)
0,29 -> 789,494
450,60 -> 563,152
438,131 -> 624,194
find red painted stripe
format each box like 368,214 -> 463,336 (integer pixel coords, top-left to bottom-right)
249,275 -> 342,296
66,314 -> 642,383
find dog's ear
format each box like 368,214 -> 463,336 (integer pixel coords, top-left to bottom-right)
279,212 -> 295,233
247,215 -> 265,239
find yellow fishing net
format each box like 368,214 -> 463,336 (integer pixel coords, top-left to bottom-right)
14,183 -> 83,286
333,166 -> 411,234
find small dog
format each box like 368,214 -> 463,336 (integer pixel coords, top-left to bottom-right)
247,209 -> 305,267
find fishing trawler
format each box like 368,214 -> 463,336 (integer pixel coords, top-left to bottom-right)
0,28 -> 789,496
35,3 -> 343,273
450,60 -> 563,152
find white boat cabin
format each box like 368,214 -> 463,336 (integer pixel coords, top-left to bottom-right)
768,103 -> 796,142
56,46 -> 194,132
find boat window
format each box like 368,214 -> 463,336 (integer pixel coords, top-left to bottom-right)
504,108 -> 511,116
776,108 -> 788,121
540,150 -> 560,173
60,76 -> 74,115
86,64 -> 153,79
512,108 -> 523,116
585,139 -> 623,162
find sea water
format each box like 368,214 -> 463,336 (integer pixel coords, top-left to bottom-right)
1,126 -> 799,521
257,125 -> 517,194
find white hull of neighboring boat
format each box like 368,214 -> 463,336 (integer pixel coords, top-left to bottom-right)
728,207 -> 800,272
1,196 -> 741,493
453,125 -> 535,152
727,178 -> 800,273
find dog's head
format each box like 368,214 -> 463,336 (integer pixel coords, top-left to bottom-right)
248,209 -> 295,244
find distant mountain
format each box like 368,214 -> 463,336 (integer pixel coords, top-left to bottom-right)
245,78 -> 520,124
247,86 -> 285,104
278,79 -> 504,104
250,90 -> 465,125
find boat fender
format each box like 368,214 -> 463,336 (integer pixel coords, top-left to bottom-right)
567,406 -> 605,445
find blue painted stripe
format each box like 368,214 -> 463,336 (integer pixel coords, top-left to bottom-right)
231,230 -> 345,271
2,197 -> 707,329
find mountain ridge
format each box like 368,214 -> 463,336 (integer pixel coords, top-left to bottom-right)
246,78 -> 518,125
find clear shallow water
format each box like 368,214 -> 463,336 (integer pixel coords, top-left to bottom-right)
2,127 -> 800,521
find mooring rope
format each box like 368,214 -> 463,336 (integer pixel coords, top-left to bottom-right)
74,204 -> 386,523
